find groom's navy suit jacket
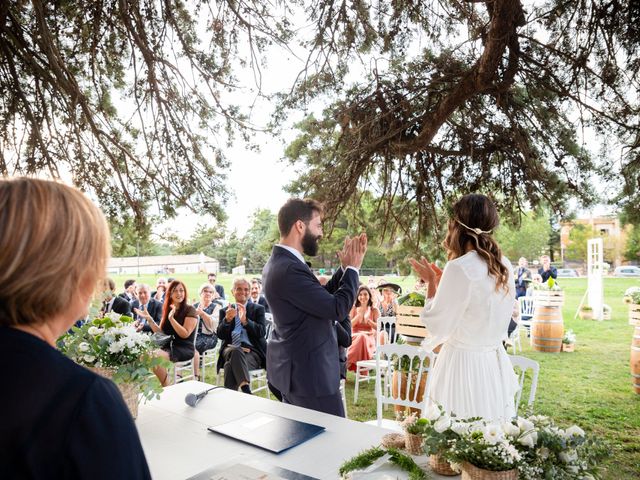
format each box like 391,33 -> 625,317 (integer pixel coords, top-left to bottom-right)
262,246 -> 359,397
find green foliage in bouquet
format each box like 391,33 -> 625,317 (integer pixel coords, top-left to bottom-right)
398,292 -> 426,307
338,446 -> 427,480
534,278 -> 563,291
59,313 -> 168,401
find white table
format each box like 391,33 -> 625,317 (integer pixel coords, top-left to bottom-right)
136,381 -> 448,479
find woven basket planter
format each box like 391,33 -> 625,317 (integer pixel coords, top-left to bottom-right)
91,367 -> 140,419
404,433 -> 423,455
461,462 -> 517,480
429,453 -> 459,476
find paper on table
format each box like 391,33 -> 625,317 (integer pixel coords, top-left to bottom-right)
207,463 -> 282,480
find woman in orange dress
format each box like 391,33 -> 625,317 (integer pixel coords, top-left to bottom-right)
347,286 -> 381,371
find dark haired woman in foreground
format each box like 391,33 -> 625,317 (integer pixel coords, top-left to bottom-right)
0,177 -> 150,479
410,194 -> 518,422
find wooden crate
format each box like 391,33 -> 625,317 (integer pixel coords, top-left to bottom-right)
533,290 -> 564,307
629,304 -> 640,326
396,305 -> 427,339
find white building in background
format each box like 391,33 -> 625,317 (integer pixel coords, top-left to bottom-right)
107,254 -> 219,275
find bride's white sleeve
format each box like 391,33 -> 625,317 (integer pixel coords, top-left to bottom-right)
419,261 -> 471,350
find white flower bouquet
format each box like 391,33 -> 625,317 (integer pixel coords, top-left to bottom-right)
60,313 -> 167,401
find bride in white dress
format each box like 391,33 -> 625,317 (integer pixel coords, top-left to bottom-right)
410,194 -> 519,422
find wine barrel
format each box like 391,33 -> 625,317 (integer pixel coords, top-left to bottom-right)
631,326 -> 640,395
531,305 -> 564,353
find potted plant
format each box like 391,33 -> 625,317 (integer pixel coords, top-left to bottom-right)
562,329 -> 577,352
579,305 -> 593,320
400,413 -> 426,456
532,278 -> 564,307
59,312 -> 168,418
396,291 -> 427,341
420,404 -> 461,476
625,288 -> 640,325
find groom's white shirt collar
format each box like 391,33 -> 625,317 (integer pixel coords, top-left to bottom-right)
275,244 -> 306,265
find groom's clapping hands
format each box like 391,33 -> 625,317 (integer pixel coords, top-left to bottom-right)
337,233 -> 368,269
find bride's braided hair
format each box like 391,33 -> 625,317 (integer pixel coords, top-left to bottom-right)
443,194 -> 510,292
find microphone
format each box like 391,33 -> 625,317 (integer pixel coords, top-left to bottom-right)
185,386 -> 219,407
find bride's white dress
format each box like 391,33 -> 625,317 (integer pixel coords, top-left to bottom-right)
420,250 -> 519,422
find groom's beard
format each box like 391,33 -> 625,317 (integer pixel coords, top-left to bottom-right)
302,230 -> 321,257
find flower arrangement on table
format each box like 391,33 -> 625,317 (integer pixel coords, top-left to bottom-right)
442,414 -> 606,480
562,329 -> 577,352
340,408 -> 606,479
59,312 -> 168,417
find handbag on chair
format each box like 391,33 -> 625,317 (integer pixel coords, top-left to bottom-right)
151,332 -> 173,348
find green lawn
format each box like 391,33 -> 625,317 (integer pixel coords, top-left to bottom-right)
113,273 -> 640,478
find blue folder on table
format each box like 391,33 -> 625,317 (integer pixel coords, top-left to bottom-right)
207,411 -> 325,453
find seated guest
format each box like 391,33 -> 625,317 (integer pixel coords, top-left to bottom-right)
101,278 -> 132,317
0,177 -> 150,478
151,277 -> 167,302
147,280 -> 198,386
367,278 -> 381,309
208,272 -> 226,300
216,278 -> 266,394
347,286 -> 381,371
193,283 -> 221,379
525,273 -> 542,298
377,282 -> 401,317
249,278 -> 270,313
119,278 -> 137,304
132,283 -> 163,332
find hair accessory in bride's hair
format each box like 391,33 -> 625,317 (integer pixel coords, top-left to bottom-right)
455,219 -> 492,235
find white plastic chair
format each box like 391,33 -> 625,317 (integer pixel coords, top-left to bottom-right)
365,343 -> 436,431
354,316 -> 397,404
509,355 -> 539,411
518,296 -> 535,336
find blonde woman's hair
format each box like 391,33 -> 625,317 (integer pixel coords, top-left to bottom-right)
443,194 -> 509,292
0,178 -> 110,326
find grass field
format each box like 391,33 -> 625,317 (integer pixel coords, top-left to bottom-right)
112,273 -> 640,478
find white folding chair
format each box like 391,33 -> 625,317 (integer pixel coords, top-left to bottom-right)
365,343 -> 436,431
354,316 -> 397,404
173,330 -> 198,384
507,326 -> 522,354
340,378 -> 348,418
518,296 -> 535,336
200,344 -> 220,383
509,355 -> 539,411
264,313 -> 274,341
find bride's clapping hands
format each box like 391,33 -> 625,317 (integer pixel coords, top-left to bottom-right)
409,256 -> 435,283
409,256 -> 439,297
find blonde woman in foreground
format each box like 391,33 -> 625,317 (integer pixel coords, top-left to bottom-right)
0,178 -> 151,479
410,193 -> 519,422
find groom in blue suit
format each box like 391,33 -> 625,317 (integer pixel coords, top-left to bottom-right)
262,198 -> 367,417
